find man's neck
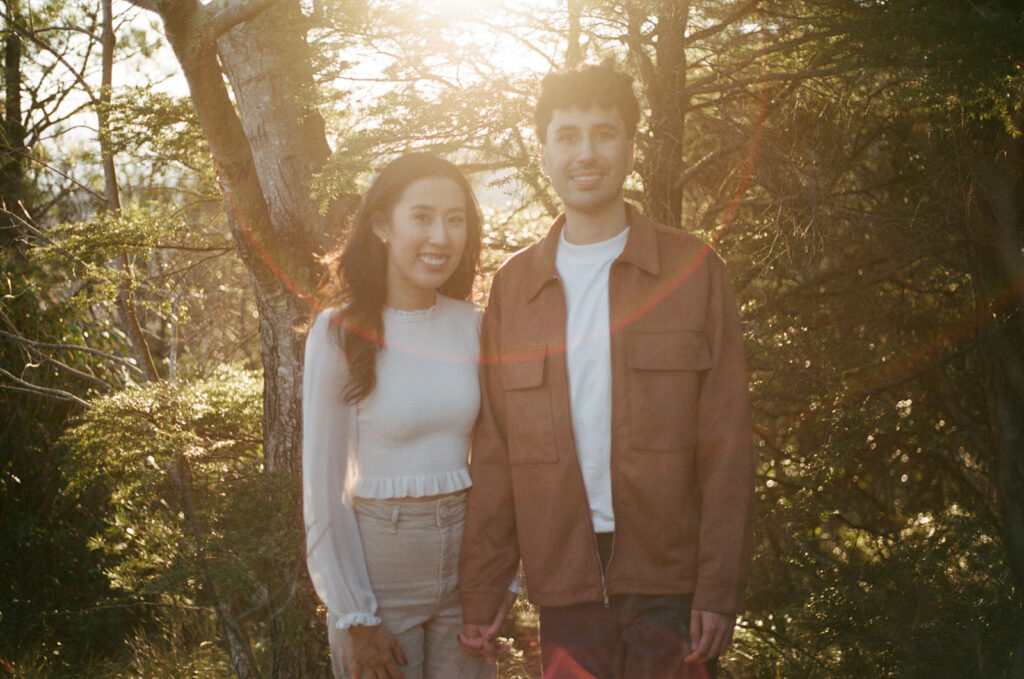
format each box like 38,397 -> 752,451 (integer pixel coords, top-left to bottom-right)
562,201 -> 628,245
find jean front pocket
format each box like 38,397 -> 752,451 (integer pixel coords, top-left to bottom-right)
501,354 -> 559,464
625,330 -> 711,453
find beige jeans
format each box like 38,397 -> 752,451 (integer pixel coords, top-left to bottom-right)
328,493 -> 494,679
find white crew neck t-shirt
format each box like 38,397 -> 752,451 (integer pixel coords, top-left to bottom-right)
555,226 -> 629,533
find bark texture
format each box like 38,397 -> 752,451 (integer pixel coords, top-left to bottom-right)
642,0 -> 688,228
2,0 -> 27,245
218,1 -> 332,475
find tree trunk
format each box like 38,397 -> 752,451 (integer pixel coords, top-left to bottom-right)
217,1 -> 332,476
2,0 -> 27,246
215,9 -> 334,676
962,124 -> 1024,674
565,0 -> 582,67
641,0 -> 688,228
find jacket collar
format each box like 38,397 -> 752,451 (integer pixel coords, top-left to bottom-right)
523,203 -> 662,301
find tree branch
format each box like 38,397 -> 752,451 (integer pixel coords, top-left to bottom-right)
683,0 -> 761,46
0,327 -> 145,377
0,367 -> 92,408
209,0 -> 281,39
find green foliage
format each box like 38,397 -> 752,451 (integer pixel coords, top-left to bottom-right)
733,507 -> 1020,678
33,207 -> 193,310
0,249 -> 131,672
57,367 -> 312,675
716,41 -> 1024,674
818,0 -> 1024,135
103,88 -> 219,193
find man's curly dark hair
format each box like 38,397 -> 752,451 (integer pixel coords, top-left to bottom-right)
534,62 -> 641,142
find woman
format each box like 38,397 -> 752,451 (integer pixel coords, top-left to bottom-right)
302,152 -> 513,679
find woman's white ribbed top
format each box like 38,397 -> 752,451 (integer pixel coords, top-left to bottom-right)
301,295 -> 480,629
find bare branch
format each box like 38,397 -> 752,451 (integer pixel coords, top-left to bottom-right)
0,367 -> 92,408
683,0 -> 761,46
0,328 -> 144,377
32,353 -> 113,391
685,66 -> 844,97
0,10 -> 98,103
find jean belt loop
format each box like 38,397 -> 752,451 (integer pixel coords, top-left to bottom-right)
389,505 -> 400,534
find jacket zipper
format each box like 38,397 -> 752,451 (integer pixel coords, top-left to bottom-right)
590,529 -> 610,607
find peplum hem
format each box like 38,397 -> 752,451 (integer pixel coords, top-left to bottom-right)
353,469 -> 472,499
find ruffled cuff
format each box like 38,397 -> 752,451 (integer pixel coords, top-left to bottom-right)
333,611 -> 384,629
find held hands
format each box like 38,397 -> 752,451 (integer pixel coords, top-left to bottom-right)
684,609 -> 735,664
348,623 -> 407,679
458,591 -> 517,663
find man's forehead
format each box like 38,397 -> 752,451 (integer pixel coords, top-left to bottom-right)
549,104 -> 626,129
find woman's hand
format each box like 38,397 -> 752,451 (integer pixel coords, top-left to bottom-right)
348,623 -> 407,679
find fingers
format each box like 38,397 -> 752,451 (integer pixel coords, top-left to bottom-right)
382,659 -> 404,679
687,608 -> 702,657
459,627 -> 512,664
388,637 -> 407,667
459,630 -> 489,661
685,610 -> 736,663
487,638 -> 512,663
357,656 -> 402,679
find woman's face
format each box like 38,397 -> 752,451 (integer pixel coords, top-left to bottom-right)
374,176 -> 469,310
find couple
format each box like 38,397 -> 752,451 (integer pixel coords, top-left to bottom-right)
302,63 -> 755,679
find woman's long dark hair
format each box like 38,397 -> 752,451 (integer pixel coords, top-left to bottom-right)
322,152 -> 482,404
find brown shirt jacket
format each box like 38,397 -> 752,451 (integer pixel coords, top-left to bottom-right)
460,205 -> 755,625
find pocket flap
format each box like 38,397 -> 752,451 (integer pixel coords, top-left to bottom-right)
501,354 -> 546,389
626,331 -> 711,370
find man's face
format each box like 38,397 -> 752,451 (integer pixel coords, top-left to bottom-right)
541,105 -> 634,216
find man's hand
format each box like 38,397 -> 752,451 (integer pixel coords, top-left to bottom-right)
458,591 -> 516,663
685,609 -> 735,663
347,623 -> 407,679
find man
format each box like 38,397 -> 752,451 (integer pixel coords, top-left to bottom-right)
459,63 -> 755,679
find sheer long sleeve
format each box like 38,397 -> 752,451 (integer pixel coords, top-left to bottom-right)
302,310 -> 382,629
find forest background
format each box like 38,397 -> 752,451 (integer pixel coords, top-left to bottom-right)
2,0 -> 1023,677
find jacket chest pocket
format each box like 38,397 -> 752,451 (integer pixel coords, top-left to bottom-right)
501,355 -> 559,464
625,330 -> 711,452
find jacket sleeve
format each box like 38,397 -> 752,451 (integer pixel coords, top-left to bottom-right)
693,256 -> 756,615
460,276 -> 522,625
302,310 -> 382,629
